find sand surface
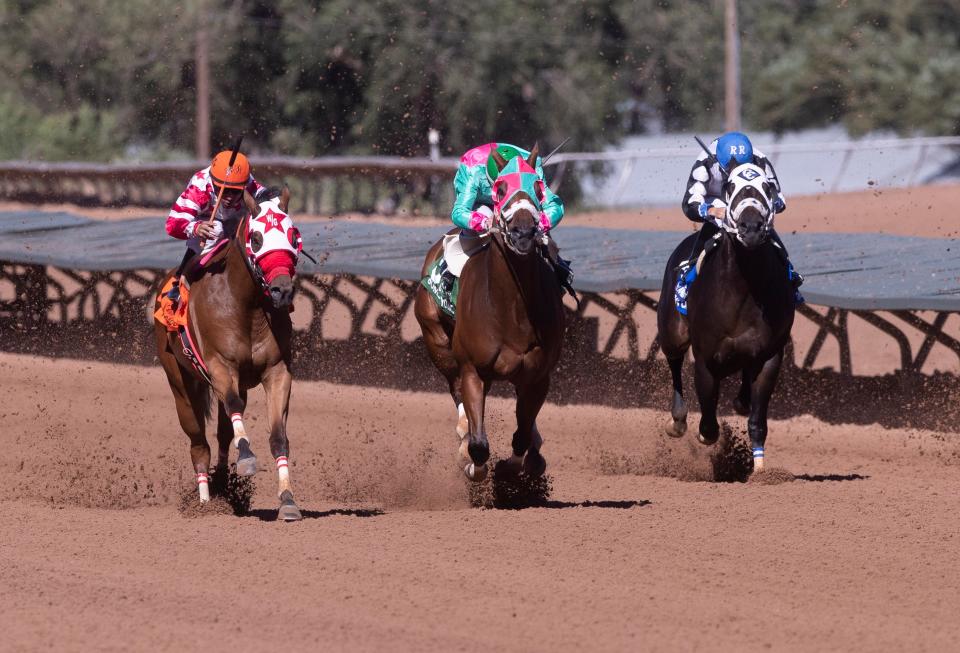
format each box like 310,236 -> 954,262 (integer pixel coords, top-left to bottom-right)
4,184 -> 960,650
2,353 -> 959,652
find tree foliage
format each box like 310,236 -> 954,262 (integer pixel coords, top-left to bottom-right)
0,0 -> 957,161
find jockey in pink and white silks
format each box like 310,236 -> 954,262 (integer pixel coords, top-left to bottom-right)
681,131 -> 803,293
451,142 -> 564,233
448,142 -> 574,293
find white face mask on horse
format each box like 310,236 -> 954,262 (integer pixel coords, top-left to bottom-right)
721,163 -> 776,245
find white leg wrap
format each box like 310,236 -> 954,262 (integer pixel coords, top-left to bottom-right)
752,447 -> 765,471
277,456 -> 290,493
197,472 -> 210,503
456,402 -> 468,438
230,412 -> 247,448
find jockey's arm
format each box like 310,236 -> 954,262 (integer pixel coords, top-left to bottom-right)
682,152 -> 724,222
166,179 -> 211,239
534,159 -> 564,228
450,164 -> 487,230
755,151 -> 786,213
246,175 -> 265,200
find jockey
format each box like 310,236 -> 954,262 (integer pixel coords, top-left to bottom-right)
166,149 -> 264,253
681,131 -> 802,289
450,142 -> 573,291
164,150 -> 264,302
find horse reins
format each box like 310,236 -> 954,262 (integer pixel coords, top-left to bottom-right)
490,222 -> 547,347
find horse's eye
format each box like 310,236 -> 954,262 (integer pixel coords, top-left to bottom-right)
535,182 -> 546,203
495,182 -> 507,200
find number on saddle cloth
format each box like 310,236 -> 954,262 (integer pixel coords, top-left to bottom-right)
674,232 -> 722,316
421,256 -> 459,318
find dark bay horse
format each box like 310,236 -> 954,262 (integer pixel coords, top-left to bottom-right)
415,144 -> 565,481
154,187 -> 305,519
657,163 -> 795,471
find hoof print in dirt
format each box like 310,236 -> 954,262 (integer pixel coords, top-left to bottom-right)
748,467 -> 795,485
178,467 -> 255,517
469,458 -> 553,509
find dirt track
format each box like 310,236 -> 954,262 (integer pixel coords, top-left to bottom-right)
4,187 -> 960,650
3,352 -> 959,651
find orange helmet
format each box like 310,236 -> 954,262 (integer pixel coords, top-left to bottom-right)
210,150 -> 251,189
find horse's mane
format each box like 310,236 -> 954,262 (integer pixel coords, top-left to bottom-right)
256,186 -> 284,202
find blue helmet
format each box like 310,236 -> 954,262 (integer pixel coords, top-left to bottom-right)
716,132 -> 753,169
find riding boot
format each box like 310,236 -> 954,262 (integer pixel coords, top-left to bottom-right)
542,234 -> 577,302
769,228 -> 804,289
167,249 -> 197,305
678,221 -> 722,274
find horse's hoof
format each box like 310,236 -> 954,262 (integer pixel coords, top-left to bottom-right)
500,454 -> 524,476
664,420 -> 687,438
277,490 -> 302,521
467,441 -> 490,467
464,462 -> 488,482
698,432 -> 719,446
522,451 -> 546,478
236,454 -> 258,477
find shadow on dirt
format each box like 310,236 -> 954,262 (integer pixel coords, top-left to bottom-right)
794,473 -> 870,482
245,507 -> 385,521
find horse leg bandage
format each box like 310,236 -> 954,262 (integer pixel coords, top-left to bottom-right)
230,412 -> 248,448
196,471 -> 210,503
752,447 -> 765,470
276,456 -> 291,495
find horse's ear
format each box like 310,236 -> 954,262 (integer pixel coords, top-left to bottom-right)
243,190 -> 259,217
280,184 -> 290,212
491,148 -> 508,177
724,181 -> 735,198
526,142 -> 540,168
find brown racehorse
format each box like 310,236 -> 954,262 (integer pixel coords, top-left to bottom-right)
415,145 -> 565,481
154,187 -> 304,520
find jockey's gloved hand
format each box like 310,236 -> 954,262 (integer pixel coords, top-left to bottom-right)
187,220 -> 223,240
538,212 -> 552,232
468,206 -> 494,232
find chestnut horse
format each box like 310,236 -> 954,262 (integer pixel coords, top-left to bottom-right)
415,144 -> 565,481
657,163 -> 795,471
154,187 -> 304,519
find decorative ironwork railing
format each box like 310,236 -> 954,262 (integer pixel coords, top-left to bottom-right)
3,262 -> 959,431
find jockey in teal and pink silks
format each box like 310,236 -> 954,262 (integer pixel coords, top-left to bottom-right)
451,143 -> 564,232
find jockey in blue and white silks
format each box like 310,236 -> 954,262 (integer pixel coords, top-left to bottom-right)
681,131 -> 802,290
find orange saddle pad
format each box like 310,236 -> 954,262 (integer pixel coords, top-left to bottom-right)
154,277 -> 190,332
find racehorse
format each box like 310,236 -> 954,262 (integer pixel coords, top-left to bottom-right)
657,163 -> 795,471
154,186 -> 305,519
414,144 -> 565,481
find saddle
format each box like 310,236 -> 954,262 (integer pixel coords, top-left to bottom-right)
673,231 -> 803,315
422,230 -> 578,317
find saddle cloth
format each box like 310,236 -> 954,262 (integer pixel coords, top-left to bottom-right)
155,276 -> 189,331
